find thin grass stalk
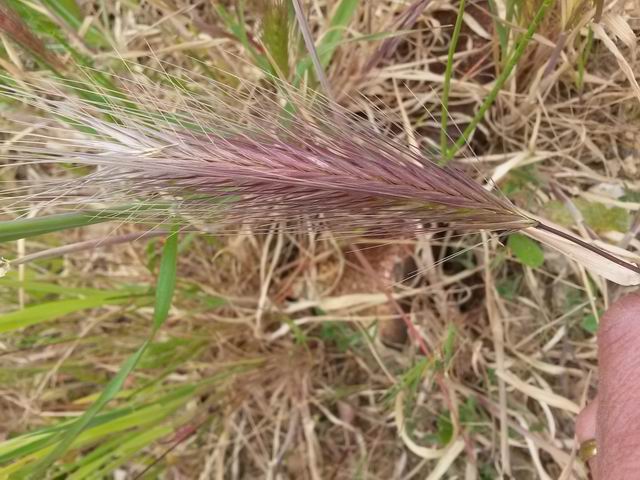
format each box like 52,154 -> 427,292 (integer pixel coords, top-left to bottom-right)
10,230 -> 167,266
291,0 -> 333,99
444,0 -> 552,160
439,0 -> 466,163
576,26 -> 594,92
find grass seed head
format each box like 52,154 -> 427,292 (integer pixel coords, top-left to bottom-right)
0,66 -> 534,239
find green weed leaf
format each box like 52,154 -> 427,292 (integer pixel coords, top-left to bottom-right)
581,313 -> 599,334
508,234 -> 544,268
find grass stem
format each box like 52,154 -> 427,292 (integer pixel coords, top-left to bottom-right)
440,0 -> 466,163
535,222 -> 640,275
444,0 -> 552,162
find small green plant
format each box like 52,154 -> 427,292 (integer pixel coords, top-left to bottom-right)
508,233 -> 545,268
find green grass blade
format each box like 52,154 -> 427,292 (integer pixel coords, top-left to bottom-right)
0,204 -> 168,243
444,0 -> 551,161
152,230 -> 179,330
576,26 -> 594,91
39,0 -> 110,49
0,211 -> 117,243
14,342 -> 150,478
262,1 -> 290,77
26,231 -> 179,478
2,391 -> 190,477
0,385 -> 197,468
0,278 -> 108,297
215,2 -> 271,73
440,0 -> 466,161
293,0 -> 357,83
68,425 -> 173,479
0,294 -> 147,334
487,0 -> 507,59
317,0 -> 358,67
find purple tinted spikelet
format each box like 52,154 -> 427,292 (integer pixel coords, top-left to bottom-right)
0,65 -> 534,237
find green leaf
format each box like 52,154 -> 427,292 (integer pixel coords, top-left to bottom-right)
21,342 -> 150,478
581,313 -> 599,334
443,324 -> 456,366
435,412 -> 453,445
0,278 -> 108,297
501,165 -> 540,200
575,198 -> 629,234
1,390 -> 191,477
319,321 -> 361,352
508,234 -> 544,268
0,211 -> 110,243
540,200 -> 574,227
68,425 -> 172,479
496,275 -> 521,300
262,0 -> 290,77
621,189 -> 640,203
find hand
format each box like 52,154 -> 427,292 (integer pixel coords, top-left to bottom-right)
576,293 -> 640,478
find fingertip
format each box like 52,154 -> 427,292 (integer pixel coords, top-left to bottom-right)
598,293 -> 640,349
576,397 -> 598,442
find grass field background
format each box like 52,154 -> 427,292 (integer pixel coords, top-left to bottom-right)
1,0 -> 639,478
